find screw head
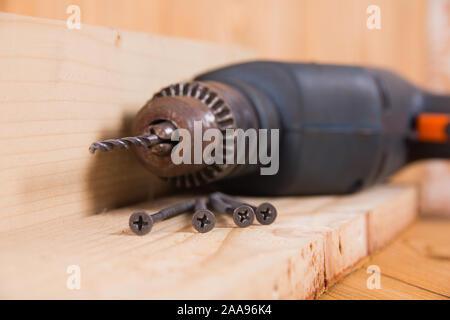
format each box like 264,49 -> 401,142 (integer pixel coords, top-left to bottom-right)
192,210 -> 216,233
232,205 -> 255,228
129,211 -> 153,235
255,203 -> 277,225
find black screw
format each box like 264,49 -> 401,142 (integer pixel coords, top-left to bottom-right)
129,199 -> 196,236
192,198 -> 216,233
216,192 -> 277,225
232,205 -> 255,227
209,193 -> 254,228
255,202 -> 277,225
129,211 -> 153,235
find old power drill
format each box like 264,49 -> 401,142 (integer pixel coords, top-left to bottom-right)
90,61 -> 450,197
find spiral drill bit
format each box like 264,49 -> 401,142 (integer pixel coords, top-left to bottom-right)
89,121 -> 176,154
89,135 -> 161,154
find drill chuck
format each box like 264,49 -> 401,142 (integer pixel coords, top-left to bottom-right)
130,81 -> 260,187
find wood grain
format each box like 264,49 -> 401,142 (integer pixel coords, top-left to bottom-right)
0,185 -> 417,299
321,219 -> 450,300
0,12 -> 254,232
0,0 -> 429,86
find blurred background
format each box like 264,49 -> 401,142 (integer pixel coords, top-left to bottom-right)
1,0 -> 448,90
1,0 -> 449,215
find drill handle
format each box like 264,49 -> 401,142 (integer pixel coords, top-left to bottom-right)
423,92 -> 450,114
408,91 -> 450,161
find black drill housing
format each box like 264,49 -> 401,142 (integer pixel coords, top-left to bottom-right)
196,61 -> 450,196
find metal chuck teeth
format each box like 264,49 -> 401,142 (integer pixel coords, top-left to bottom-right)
152,82 -> 236,187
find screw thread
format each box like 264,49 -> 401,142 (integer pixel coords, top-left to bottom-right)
153,200 -> 196,222
209,193 -> 234,214
195,198 -> 208,212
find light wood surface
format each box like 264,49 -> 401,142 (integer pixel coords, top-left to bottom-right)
321,219 -> 450,300
393,161 -> 450,218
0,12 -> 254,232
0,185 -> 417,299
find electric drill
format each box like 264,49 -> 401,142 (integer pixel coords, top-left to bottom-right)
90,61 -> 450,196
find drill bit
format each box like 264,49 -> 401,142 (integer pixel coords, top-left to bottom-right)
89,135 -> 161,154
89,121 -> 176,154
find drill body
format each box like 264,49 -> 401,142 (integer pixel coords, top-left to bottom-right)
195,62 -> 450,195
90,61 -> 450,196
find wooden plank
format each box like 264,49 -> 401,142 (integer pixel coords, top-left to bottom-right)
393,161 -> 450,218
321,220 -> 450,300
0,185 -> 417,299
0,12 -> 255,232
286,185 -> 417,286
321,185 -> 418,253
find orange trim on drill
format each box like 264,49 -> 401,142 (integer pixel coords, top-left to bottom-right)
417,113 -> 450,143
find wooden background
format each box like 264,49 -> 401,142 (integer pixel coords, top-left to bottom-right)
0,0 -> 444,89
1,0 -> 449,215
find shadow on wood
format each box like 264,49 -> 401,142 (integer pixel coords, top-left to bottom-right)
85,110 -> 168,215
